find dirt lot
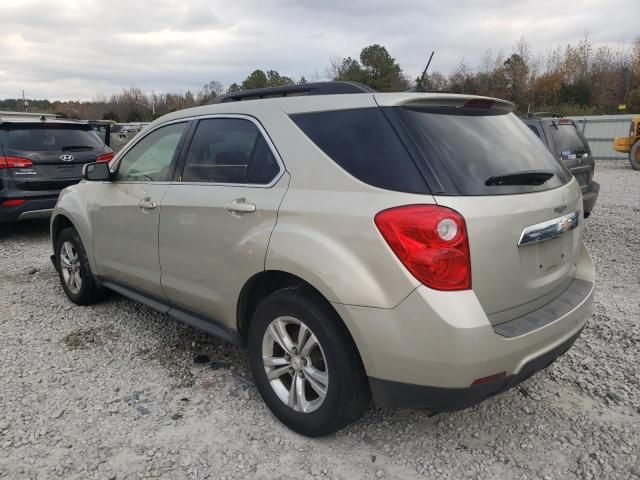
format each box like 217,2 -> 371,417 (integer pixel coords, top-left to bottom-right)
0,160 -> 638,480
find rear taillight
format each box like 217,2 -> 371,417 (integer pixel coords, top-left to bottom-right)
1,199 -> 27,207
96,152 -> 114,163
375,205 -> 471,291
0,155 -> 33,169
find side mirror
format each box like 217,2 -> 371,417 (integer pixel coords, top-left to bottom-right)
82,162 -> 111,181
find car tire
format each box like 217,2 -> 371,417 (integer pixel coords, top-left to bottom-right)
630,142 -> 640,170
55,227 -> 104,305
248,285 -> 370,437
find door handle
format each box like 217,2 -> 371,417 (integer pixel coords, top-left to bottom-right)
138,198 -> 157,210
225,199 -> 256,214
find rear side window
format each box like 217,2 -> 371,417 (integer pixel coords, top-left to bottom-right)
527,124 -> 541,138
291,108 -> 429,194
393,108 -> 572,196
181,118 -> 280,184
549,123 -> 589,159
0,124 -> 104,152
247,136 -> 280,184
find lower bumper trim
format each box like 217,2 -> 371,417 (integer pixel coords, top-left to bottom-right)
368,327 -> 583,411
18,208 -> 53,221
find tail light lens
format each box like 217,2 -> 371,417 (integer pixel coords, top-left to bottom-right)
0,155 -> 33,169
96,152 -> 114,163
1,199 -> 27,207
375,205 -> 471,291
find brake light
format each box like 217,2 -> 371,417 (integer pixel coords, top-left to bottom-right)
1,199 -> 27,207
96,152 -> 114,163
464,99 -> 494,109
0,155 -> 33,169
375,205 -> 471,291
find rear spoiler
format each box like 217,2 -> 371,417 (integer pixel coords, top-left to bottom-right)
374,93 -> 514,113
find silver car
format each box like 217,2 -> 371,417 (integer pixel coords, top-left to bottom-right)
50,82 -> 595,437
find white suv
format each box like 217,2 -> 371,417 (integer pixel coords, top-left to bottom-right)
50,82 -> 595,437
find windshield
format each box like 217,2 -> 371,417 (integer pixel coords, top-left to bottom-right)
391,107 -> 572,195
0,124 -> 104,152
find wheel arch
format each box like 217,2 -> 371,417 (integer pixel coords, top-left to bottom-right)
51,213 -> 76,248
50,207 -> 97,274
236,271 -> 366,370
237,270 -> 315,341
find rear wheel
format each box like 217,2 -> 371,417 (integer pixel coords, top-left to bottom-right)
630,142 -> 640,170
248,286 -> 370,437
55,227 -> 104,305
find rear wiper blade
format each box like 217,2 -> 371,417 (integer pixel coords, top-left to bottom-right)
485,170 -> 554,186
61,145 -> 95,151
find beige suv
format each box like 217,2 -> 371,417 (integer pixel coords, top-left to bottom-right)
50,82 -> 595,437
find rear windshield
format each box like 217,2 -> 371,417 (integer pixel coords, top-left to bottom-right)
391,107 -> 572,195
549,123 -> 589,159
0,124 -> 104,152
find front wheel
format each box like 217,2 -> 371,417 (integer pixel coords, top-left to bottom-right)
630,142 -> 640,170
248,286 -> 370,437
55,227 -> 104,305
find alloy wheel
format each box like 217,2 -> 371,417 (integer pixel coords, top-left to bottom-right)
59,241 -> 82,294
262,316 -> 329,413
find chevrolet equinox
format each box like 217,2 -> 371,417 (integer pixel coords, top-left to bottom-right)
50,82 -> 595,437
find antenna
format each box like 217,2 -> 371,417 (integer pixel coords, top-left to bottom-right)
416,51 -> 435,92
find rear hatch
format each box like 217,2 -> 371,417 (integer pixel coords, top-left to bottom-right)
0,122 -> 112,191
379,95 -> 583,324
547,120 -> 594,191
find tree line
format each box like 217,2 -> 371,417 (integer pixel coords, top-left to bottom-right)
1,35 -> 638,122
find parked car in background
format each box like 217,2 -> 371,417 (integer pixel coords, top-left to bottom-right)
0,112 -> 113,222
50,83 -> 595,436
522,113 -> 599,217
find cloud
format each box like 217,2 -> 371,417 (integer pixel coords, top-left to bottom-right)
0,0 -> 637,100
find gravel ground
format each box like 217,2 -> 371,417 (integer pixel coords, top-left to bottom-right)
0,160 -> 638,480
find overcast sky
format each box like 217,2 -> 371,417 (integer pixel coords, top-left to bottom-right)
1,0 -> 637,101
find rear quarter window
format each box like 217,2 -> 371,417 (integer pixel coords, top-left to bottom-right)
290,108 -> 430,194
526,124 -> 541,138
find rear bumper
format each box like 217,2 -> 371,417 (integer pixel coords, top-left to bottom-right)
582,181 -> 599,215
369,327 -> 582,410
333,243 -> 594,410
0,196 -> 57,222
0,173 -> 63,222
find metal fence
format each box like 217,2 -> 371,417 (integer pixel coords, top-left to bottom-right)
567,114 -> 637,160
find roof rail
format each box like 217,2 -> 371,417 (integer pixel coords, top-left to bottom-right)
0,110 -> 61,122
524,111 -> 563,119
210,81 -> 376,104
